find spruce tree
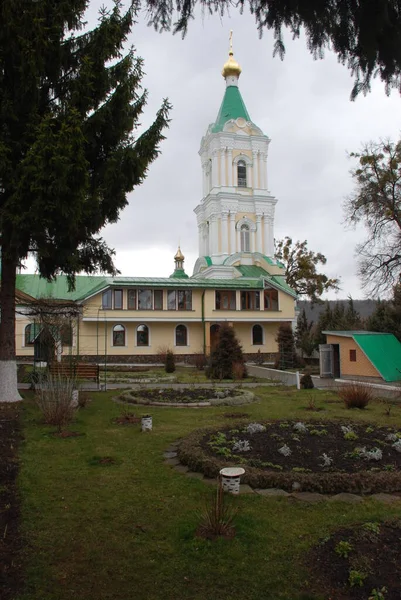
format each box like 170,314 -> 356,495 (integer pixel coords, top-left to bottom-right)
0,1 -> 170,401
275,323 -> 298,370
208,324 -> 246,380
295,308 -> 316,358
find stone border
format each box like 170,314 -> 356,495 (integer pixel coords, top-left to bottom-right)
117,388 -> 256,408
163,444 -> 401,503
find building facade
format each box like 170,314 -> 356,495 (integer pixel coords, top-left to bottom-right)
15,43 -> 297,364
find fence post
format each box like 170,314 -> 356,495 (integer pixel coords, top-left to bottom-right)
296,371 -> 300,390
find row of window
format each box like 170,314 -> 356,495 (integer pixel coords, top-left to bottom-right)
102,289 -> 192,311
113,324 -> 188,347
112,323 -> 266,347
102,289 -> 279,311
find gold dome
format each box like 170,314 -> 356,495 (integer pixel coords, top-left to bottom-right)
222,30 -> 242,78
174,246 -> 184,261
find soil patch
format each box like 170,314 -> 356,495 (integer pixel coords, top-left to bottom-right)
222,412 -> 251,419
113,414 -> 141,425
178,421 -> 401,493
89,456 -> 120,466
52,431 -> 84,438
0,403 -> 23,600
201,420 -> 401,474
120,387 -> 254,406
307,519 -> 401,599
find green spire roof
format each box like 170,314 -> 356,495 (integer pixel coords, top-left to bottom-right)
211,86 -> 251,133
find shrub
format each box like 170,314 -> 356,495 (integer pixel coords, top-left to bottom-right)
197,482 -> 237,539
208,324 -> 246,380
300,373 -> 314,389
35,375 -> 77,432
192,352 -> 207,370
232,361 -> 247,381
78,392 -> 91,408
338,383 -> 374,409
165,350 -> 176,373
275,323 -> 299,370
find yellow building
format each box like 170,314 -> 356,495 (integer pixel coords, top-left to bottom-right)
15,44 -> 297,364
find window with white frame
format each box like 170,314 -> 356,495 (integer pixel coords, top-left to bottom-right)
113,324 -> 126,346
175,324 -> 188,346
237,160 -> 247,187
252,324 -> 263,345
240,224 -> 250,252
136,324 -> 149,346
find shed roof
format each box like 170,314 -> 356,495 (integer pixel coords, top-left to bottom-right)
324,330 -> 401,382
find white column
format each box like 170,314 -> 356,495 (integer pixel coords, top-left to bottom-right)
221,212 -> 228,254
252,151 -> 259,189
229,213 -> 236,253
209,215 -> 217,255
227,149 -> 233,186
198,225 -> 203,256
220,149 -> 226,187
263,215 -> 269,255
263,154 -> 268,190
251,229 -> 255,253
268,217 -> 274,256
256,215 -> 262,253
236,226 -> 241,253
202,163 -> 208,197
258,153 -> 263,189
212,152 -> 218,188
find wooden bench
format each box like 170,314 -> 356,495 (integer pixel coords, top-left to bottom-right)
50,362 -> 99,383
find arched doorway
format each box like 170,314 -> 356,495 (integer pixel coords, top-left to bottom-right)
210,324 -> 221,352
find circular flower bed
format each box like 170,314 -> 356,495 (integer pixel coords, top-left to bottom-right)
118,387 -> 255,407
178,420 -> 401,494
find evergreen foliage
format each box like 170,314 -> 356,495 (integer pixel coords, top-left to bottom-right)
165,350 -> 176,373
300,373 -> 314,389
345,139 -> 401,295
275,237 -> 340,303
275,323 -> 298,370
145,0 -> 401,99
0,1 -> 170,376
208,324 -> 246,380
315,297 -> 364,345
367,286 -> 401,342
295,308 -> 316,358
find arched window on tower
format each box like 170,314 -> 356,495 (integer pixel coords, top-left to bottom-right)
240,224 -> 250,252
237,160 -> 247,187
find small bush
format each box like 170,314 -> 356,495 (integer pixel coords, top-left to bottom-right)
197,482 -> 237,539
78,392 -> 91,408
35,375 -> 77,432
232,361 -> 247,381
192,353 -> 207,370
300,373 -> 314,389
338,383 -> 374,409
165,350 -> 176,373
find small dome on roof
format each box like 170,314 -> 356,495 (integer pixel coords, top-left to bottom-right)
174,246 -> 184,261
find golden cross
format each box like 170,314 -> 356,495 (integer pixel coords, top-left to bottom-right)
229,30 -> 233,54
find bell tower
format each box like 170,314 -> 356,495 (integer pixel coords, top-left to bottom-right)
193,33 -> 278,276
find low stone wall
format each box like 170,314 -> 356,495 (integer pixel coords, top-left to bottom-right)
247,365 -> 299,386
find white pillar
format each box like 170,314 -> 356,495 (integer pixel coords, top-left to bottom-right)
220,149 -> 226,187
253,151 -> 259,189
221,212 -> 228,254
256,215 -> 262,253
229,213 -> 236,253
263,154 -> 268,190
268,217 -> 274,256
205,222 -> 210,256
212,152 -> 218,188
251,229 -> 255,253
202,163 -> 208,197
263,215 -> 269,255
236,226 -> 241,253
209,215 -> 217,255
258,153 -> 263,189
227,149 -> 233,186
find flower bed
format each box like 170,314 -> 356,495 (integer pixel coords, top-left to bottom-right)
118,387 -> 255,407
178,420 -> 401,494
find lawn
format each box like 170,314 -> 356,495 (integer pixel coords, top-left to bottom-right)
14,386 -> 401,600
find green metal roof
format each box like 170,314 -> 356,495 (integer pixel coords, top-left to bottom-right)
169,269 -> 189,279
236,265 -> 269,278
211,86 -> 251,133
16,274 -> 107,301
323,330 -> 401,382
353,333 -> 401,382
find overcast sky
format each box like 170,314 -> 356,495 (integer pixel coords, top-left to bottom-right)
28,2 -> 401,299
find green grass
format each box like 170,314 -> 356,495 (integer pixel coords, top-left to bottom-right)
101,365 -> 271,384
17,387 -> 401,600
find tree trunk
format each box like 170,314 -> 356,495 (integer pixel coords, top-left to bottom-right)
0,254 -> 22,402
